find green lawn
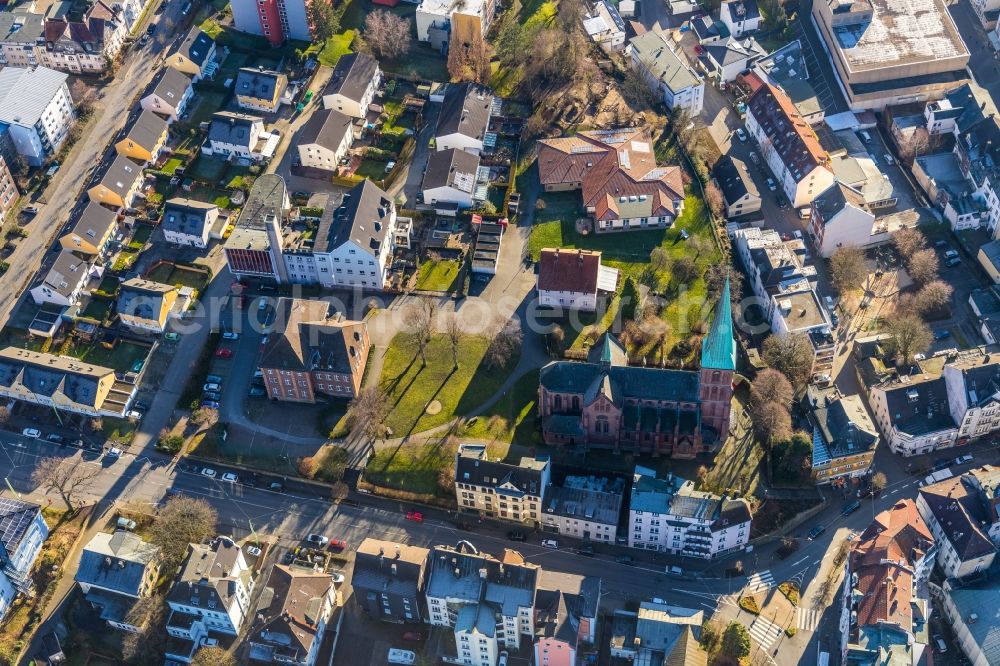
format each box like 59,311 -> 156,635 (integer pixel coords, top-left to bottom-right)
414,259 -> 462,292
146,262 -> 210,291
101,416 -> 138,446
189,184 -> 231,209
317,30 -> 357,67
162,156 -> 185,175
383,44 -> 449,81
128,223 -> 154,249
355,157 -> 390,180
365,439 -> 458,496
188,155 -> 228,181
379,333 -> 518,438
460,369 -> 540,445
80,298 -> 113,322
189,91 -> 229,126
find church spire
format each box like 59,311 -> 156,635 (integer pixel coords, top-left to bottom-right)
701,276 -> 736,371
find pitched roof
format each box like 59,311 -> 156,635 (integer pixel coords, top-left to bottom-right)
422,147 -> 480,192
704,36 -> 763,68
436,83 -> 493,142
174,27 -> 214,67
148,67 -> 192,107
259,297 -> 367,375
455,446 -> 549,496
96,155 -> 141,198
0,347 -> 115,411
166,537 -> 250,613
919,474 -> 996,562
64,201 -> 117,251
0,66 -> 69,127
747,82 -> 829,183
537,248 -> 601,294
0,498 -> 41,555
207,111 -> 262,147
162,197 -> 218,238
324,52 -> 379,104
426,543 -> 537,616
813,181 -> 867,223
249,565 -> 334,662
42,249 -> 90,297
534,574 -> 601,647
313,179 -> 393,255
76,530 -> 160,596
352,539 -> 428,601
714,154 -> 759,204
701,276 -> 736,371
881,375 -> 957,437
629,30 -> 701,92
0,13 -> 44,45
540,360 -> 700,404
297,108 -> 353,150
121,110 -> 168,153
235,67 -> 286,102
116,278 -> 176,323
43,14 -> 108,53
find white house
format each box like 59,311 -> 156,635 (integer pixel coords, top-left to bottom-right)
627,466 -> 751,558
140,68 -> 193,122
116,278 -> 182,334
868,374 -> 959,456
434,83 -> 493,155
415,0 -> 496,48
296,108 -> 353,172
30,250 -> 93,307
720,0 -> 761,37
627,30 -> 704,115
582,1 -> 626,52
454,444 -> 550,525
536,248 -> 618,313
539,476 -> 623,543
943,356 -> 1000,443
321,53 -> 381,119
809,182 -> 877,257
0,66 -> 74,166
75,531 -> 161,631
161,198 -> 219,248
714,155 -> 761,218
702,36 -> 767,82
421,147 -> 480,210
203,111 -> 277,162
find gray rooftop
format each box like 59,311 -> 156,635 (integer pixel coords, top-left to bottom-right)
436,83 -> 493,142
944,578 -> 1000,663
297,108 -> 352,151
148,67 -> 191,108
235,67 -> 285,103
76,530 -> 160,597
0,66 -> 68,127
63,202 -> 117,251
543,477 -> 623,526
162,197 -> 217,238
42,250 -> 90,297
97,155 -> 142,199
629,31 -> 701,93
207,111 -> 262,148
174,27 -> 214,67
314,179 -> 392,255
0,13 -> 44,45
324,52 -> 379,104
422,147 -> 481,193
121,110 -> 168,153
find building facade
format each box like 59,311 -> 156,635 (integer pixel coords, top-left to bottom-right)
352,539 -> 428,624
0,66 -> 74,166
454,444 -> 550,526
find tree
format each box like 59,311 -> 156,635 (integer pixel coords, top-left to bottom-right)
191,646 -> 236,666
753,401 -> 792,448
872,471 -> 887,493
897,127 -> 940,164
829,246 -> 867,293
486,317 -> 522,369
308,0 -> 340,43
762,333 -> 815,388
404,299 -> 437,366
721,621 -> 752,661
620,277 -> 640,322
446,314 -> 462,369
672,256 -> 700,284
548,327 -> 566,355
750,368 -> 794,409
650,247 -> 672,275
893,227 -> 926,260
704,180 -> 726,219
149,496 -> 218,569
704,266 -> 743,310
0,405 -> 9,426
759,0 -> 788,32
774,431 -> 813,482
915,279 -> 953,318
620,66 -> 658,110
121,596 -> 167,662
447,28 -> 490,83
907,248 -> 939,285
363,10 -> 411,60
190,407 -> 219,429
700,619 -> 722,653
494,15 -> 530,69
885,312 -> 931,365
347,386 -> 392,442
31,456 -> 100,510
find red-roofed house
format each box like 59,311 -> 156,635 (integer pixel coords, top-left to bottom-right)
536,128 -> 684,234
746,83 -> 835,208
40,0 -> 129,74
537,248 -> 619,312
838,499 -> 937,662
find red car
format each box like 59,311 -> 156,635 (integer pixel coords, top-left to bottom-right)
402,631 -> 423,641
694,44 -> 704,55
406,511 -> 423,523
214,348 -> 233,358
328,539 -> 348,552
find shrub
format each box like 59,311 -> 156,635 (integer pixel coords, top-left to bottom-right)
738,596 -> 760,615
785,627 -> 797,638
158,433 -> 184,453
778,581 -> 799,606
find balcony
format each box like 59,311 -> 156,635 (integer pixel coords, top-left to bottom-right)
2,562 -> 32,595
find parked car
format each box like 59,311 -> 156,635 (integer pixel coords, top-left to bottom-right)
507,530 -> 527,542
955,454 -> 974,465
125,410 -> 142,420
117,516 -> 136,530
402,631 -> 423,642
23,205 -> 40,215
577,544 -> 595,556
203,382 -> 221,392
107,447 -> 123,458
943,249 -> 959,259
203,391 -> 221,401
328,539 -> 348,551
221,472 -> 239,483
164,332 -> 179,341
615,555 -> 635,566
405,511 -> 423,523
667,566 -> 684,575
933,458 -> 952,472
933,329 -> 951,340
776,195 -> 788,208
205,375 -> 223,384
541,539 -> 559,549
749,151 -> 760,165
946,256 -> 961,267
884,153 -> 895,165
934,239 -> 949,248
269,481 -> 284,492
21,428 -> 40,438
214,348 -> 233,359
46,433 -> 64,444
933,635 -> 947,653
498,651 -> 509,666
246,545 -> 262,557
222,331 -> 239,340
248,387 -> 266,397
735,128 -> 747,142
258,298 -> 269,311
842,501 -> 861,516
807,525 -> 826,539
201,468 -> 216,478
765,177 -> 777,192
306,534 -> 329,547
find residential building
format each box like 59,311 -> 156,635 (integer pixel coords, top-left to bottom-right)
59,201 -> 118,257
627,30 -> 704,115
259,297 -> 370,402
0,155 -> 19,219
115,278 -> 181,334
421,147 -> 480,210
627,466 -> 751,558
0,13 -> 45,68
165,537 -> 254,662
539,282 -> 735,455
972,0 -> 1000,28
140,68 -> 193,121
979,239 -> 1000,284
0,65 -> 74,166
582,1 -> 626,52
425,542 -> 537,665
234,67 -> 287,113
534,573 -> 601,666
535,127 -> 684,233
691,15 -> 724,44
745,82 -> 834,208
75,530 -> 160,631
838,499 -> 936,662
536,248 -> 618,313
165,27 -> 217,80
115,110 -> 169,164
434,83 -> 494,155
321,53 -> 381,119
943,355 -> 1000,442
752,41 -> 824,124
30,249 -> 93,307
352,539 -> 428,624
454,444 -> 550,526
0,499 -> 47,620
87,155 -> 143,209
415,0 -> 496,48
204,111 -> 278,163
230,0 -> 327,45
803,384 -> 879,484
246,565 -> 338,666
703,36 -> 767,83
714,155 -> 761,218
609,602 -> 707,665
869,373 -> 959,456
969,286 -> 1000,345
39,3 -> 128,74
540,476 -> 624,543
811,0 -> 969,110
720,0 -> 760,37
296,108 -> 354,172
0,347 -> 135,417
809,182 -> 877,257
161,198 -> 220,248
223,173 -> 290,282
939,576 -> 1000,666
917,467 -> 1000,580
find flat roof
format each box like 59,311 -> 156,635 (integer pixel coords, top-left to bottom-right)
776,289 -> 828,331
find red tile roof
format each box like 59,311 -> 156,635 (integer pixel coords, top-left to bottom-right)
747,82 -> 829,184
538,249 -> 601,294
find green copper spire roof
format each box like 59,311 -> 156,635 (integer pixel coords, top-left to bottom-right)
701,276 -> 736,371
587,333 -> 627,367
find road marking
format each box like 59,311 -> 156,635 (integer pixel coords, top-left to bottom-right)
747,616 -> 783,650
745,569 -> 774,593
796,607 -> 823,632
790,555 -> 809,567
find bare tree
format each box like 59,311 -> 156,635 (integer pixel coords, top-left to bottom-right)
893,227 -> 926,261
750,368 -> 794,410
915,279 -> 954,319
871,472 -> 887,493
149,496 -> 218,569
0,405 -> 9,426
762,333 -> 815,389
753,401 -> 792,476
650,247 -> 672,274
897,127 -> 939,164
121,596 -> 167,661
191,646 -> 236,666
671,256 -> 700,284
364,10 -> 412,60
190,407 -> 219,429
347,386 -> 392,443
829,246 -> 867,293
404,299 -> 438,366
907,248 -> 939,285
447,29 -> 490,83
31,456 -> 101,510
486,317 -> 522,369
885,312 -> 932,365
704,180 -> 726,219
446,314 -> 462,369
620,65 -> 658,110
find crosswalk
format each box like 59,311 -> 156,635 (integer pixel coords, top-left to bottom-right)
745,569 -> 775,593
748,616 -> 784,650
796,607 -> 823,632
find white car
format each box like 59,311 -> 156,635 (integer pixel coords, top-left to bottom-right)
221,472 -> 239,483
107,447 -> 123,458
21,428 -> 41,438
222,331 -> 240,340
246,545 -> 262,557
306,533 -> 329,547
735,128 -> 747,142
765,178 -> 777,192
884,153 -> 895,165
955,454 -> 974,465
203,382 -> 221,392
201,468 -> 217,478
541,539 -> 559,549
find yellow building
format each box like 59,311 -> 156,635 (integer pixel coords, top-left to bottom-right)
59,201 -> 118,257
164,27 -> 216,81
88,155 -> 143,209
114,110 -> 169,164
116,278 -> 180,334
805,387 -> 879,485
234,67 -> 287,114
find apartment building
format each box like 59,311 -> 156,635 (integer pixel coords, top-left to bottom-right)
454,444 -> 550,526
534,573 -> 601,666
161,198 -> 220,248
0,499 -> 48,620
116,278 -> 182,334
39,3 -> 129,74
352,539 -> 428,624
609,602 -> 707,663
230,0 -> 323,44
75,531 -> 160,631
321,52 -> 381,119
434,83 -> 493,155
627,30 -> 704,115
540,476 -> 624,543
868,373 -> 958,456
944,356 -> 1000,442
803,384 -> 879,484
31,249 -> 94,307
714,154 -> 761,218
809,182 -> 877,258
720,0 -> 760,37
0,66 -> 74,166
415,0 -> 496,48
296,108 -> 354,172
223,174 -> 289,282
627,466 -> 751,558
939,576 -> 1000,666
234,67 -> 287,113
